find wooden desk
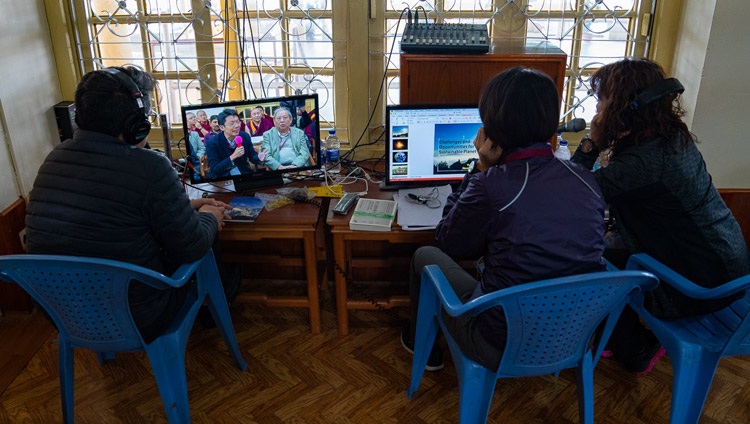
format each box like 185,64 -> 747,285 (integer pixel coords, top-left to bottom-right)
217,193 -> 325,334
327,186 -> 435,336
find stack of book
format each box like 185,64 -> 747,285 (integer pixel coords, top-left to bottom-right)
349,198 -> 397,231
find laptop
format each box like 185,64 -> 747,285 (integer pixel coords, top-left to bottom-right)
382,103 -> 482,190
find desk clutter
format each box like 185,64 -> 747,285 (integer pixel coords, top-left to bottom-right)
338,184 -> 453,232
393,185 -> 452,231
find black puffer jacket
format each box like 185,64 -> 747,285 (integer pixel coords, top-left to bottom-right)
573,133 -> 748,317
26,130 -> 218,331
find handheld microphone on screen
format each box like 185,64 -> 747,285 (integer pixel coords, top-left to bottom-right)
234,136 -> 243,147
557,118 -> 586,133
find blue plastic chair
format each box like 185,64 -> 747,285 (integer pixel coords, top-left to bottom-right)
407,265 -> 659,424
625,253 -> 750,424
0,249 -> 247,424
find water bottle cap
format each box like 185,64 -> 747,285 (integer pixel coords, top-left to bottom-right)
329,129 -> 336,135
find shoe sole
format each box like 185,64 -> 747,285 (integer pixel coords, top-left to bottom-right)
401,334 -> 444,371
635,346 -> 666,376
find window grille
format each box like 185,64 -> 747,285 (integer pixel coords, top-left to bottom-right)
70,0 -> 651,146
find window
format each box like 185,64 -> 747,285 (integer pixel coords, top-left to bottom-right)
76,0 -> 336,136
70,0 -> 651,148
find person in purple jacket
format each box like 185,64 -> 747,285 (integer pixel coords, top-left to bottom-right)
401,68 -> 607,371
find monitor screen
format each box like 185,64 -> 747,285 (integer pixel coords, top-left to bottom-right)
384,103 -> 481,189
181,93 -> 320,191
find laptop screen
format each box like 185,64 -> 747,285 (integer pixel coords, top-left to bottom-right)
384,104 -> 482,188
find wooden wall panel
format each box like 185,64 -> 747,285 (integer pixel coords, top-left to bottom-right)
0,198 -> 32,312
719,189 -> 750,248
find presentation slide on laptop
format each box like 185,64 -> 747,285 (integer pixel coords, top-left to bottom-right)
388,107 -> 481,184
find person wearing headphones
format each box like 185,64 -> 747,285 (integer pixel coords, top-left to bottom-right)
401,68 -> 607,372
25,66 -> 235,342
571,58 -> 749,374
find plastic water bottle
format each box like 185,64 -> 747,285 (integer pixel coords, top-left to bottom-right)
324,129 -> 341,174
554,133 -> 571,160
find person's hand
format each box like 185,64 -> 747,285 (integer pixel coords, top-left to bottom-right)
278,164 -> 297,170
198,204 -> 229,231
230,146 -> 245,161
473,127 -> 503,172
191,198 -> 232,211
258,150 -> 266,162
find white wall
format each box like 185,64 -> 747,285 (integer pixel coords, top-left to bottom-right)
0,1 -> 61,210
673,1 -> 750,188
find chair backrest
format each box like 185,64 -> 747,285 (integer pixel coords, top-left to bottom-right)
489,272 -> 658,377
0,255 -> 182,352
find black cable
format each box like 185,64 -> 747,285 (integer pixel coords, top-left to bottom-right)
331,253 -> 407,325
341,9 -> 408,162
235,0 -> 260,100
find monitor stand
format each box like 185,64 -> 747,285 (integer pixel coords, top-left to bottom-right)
234,174 -> 285,193
379,181 -> 460,191
379,181 -> 411,191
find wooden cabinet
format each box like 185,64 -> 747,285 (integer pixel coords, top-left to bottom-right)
400,42 -> 567,105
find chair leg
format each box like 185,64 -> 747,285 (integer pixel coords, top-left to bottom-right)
407,282 -> 439,400
452,351 -> 497,424
145,337 -> 191,424
58,341 -> 75,424
200,262 -> 248,371
576,352 -> 595,424
668,345 -> 722,424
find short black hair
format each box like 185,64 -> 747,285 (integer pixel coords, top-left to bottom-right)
209,114 -> 219,122
217,108 -> 238,126
478,67 -> 559,151
74,66 -> 155,138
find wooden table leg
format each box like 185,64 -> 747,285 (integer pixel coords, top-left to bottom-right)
303,231 -> 320,334
333,233 -> 349,335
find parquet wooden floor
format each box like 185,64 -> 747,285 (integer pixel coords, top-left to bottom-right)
1,280 -> 750,423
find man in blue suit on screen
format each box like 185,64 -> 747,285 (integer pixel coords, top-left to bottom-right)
205,108 -> 266,178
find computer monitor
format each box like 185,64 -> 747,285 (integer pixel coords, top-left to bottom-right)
383,103 -> 482,189
181,93 -> 320,192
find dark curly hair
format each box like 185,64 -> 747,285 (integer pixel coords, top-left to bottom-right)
74,66 -> 155,140
479,67 -> 559,152
590,58 -> 693,156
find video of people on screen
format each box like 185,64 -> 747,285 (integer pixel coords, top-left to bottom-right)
182,95 -> 319,184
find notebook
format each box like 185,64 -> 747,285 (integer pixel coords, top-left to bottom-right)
382,103 -> 482,190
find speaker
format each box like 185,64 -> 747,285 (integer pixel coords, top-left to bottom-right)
54,101 -> 77,142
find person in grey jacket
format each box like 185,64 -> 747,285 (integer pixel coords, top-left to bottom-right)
261,107 -> 312,170
401,68 -> 607,371
571,58 -> 749,374
25,66 -> 232,343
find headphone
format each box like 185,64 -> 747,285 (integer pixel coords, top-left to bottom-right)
101,67 -> 151,144
631,77 -> 685,110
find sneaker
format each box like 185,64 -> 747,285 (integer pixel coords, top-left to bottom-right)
625,344 -> 666,375
400,322 -> 444,371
